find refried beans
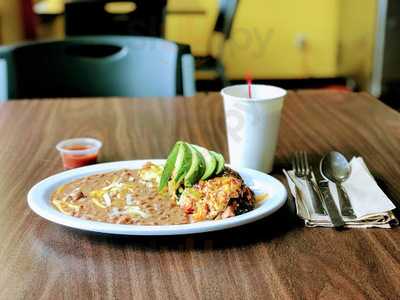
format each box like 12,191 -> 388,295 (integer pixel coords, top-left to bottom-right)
51,167 -> 189,225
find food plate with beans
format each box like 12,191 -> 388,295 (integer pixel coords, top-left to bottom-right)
27,160 -> 287,236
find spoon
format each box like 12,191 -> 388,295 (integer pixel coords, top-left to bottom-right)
320,152 -> 356,218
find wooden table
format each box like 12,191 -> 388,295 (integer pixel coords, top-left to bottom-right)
0,91 -> 399,299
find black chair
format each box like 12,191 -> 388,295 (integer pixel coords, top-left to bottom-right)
0,36 -> 196,100
65,0 -> 167,37
195,0 -> 239,87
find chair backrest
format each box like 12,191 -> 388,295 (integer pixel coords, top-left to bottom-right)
1,36 -> 196,99
65,0 -> 167,37
214,0 -> 239,40
0,59 -> 7,102
0,47 -> 13,101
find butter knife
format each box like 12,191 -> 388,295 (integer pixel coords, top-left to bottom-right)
312,167 -> 345,228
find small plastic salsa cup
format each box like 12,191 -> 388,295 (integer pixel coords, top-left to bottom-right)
56,138 -> 102,170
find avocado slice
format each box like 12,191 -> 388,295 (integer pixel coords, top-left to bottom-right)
211,151 -> 225,175
193,145 -> 217,180
160,142 -> 226,190
184,144 -> 206,187
159,141 -> 181,191
172,142 -> 192,184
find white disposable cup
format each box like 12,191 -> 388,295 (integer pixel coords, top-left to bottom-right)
221,84 -> 287,173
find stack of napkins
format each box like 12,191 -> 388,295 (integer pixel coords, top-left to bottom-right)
284,157 -> 398,228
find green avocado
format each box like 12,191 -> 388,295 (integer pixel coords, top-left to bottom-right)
193,145 -> 217,180
211,151 -> 225,174
160,141 -> 226,191
184,144 -> 206,187
172,142 -> 192,185
159,141 -> 181,191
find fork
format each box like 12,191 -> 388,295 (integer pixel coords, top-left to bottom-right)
292,151 -> 326,215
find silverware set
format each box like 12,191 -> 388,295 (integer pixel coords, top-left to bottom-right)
289,151 -> 355,228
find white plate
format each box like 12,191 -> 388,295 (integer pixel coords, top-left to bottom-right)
27,160 -> 287,235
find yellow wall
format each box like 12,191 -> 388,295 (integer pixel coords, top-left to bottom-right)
167,0 -> 377,83
167,0 -> 341,79
166,0 -> 217,55
0,0 -> 24,44
337,0 -> 376,89
223,0 -> 339,79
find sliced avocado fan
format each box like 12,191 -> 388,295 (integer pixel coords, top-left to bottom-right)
172,142 -> 192,184
184,145 -> 206,187
192,145 -> 217,180
211,151 -> 225,175
159,141 -> 181,191
159,141 -> 226,191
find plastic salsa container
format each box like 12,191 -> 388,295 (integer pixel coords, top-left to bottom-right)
56,138 -> 102,170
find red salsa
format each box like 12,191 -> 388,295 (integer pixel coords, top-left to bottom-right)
61,145 -> 98,169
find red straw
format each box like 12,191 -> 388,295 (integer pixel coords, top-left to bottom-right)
245,72 -> 252,99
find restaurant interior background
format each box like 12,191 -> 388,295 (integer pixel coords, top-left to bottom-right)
0,0 -> 398,107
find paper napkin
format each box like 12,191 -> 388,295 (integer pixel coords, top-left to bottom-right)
284,157 -> 398,228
